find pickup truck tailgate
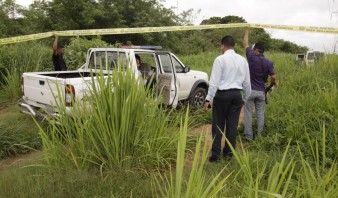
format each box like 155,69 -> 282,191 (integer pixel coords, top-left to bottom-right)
23,73 -> 65,107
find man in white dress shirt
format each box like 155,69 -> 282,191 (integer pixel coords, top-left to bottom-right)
204,35 -> 251,162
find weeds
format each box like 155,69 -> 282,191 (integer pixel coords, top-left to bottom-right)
36,68 -> 181,172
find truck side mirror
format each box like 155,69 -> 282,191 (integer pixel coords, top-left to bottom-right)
184,66 -> 190,73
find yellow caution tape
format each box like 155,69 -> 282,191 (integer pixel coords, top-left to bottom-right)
0,23 -> 337,45
250,24 -> 338,34
0,32 -> 54,45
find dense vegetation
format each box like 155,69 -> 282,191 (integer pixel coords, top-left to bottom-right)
0,40 -> 337,197
0,0 -> 336,197
0,0 -> 307,56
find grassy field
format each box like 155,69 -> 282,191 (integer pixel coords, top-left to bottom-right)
0,44 -> 337,197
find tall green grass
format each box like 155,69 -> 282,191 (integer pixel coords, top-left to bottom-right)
36,69 -> 181,172
0,42 -> 51,103
0,67 -> 22,103
0,164 -> 154,197
256,53 -> 338,162
222,126 -> 337,197
0,107 -> 41,159
0,42 -> 337,197
0,42 -> 51,74
153,109 -> 229,198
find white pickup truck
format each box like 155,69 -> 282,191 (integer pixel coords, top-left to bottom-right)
20,47 -> 209,118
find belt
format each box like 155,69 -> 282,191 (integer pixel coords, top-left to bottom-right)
217,88 -> 242,92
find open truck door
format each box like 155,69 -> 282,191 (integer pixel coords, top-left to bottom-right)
156,52 -> 178,107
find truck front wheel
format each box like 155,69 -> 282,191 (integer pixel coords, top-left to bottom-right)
189,87 -> 207,109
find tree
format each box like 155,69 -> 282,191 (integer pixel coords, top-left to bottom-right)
47,0 -> 102,30
201,15 -> 246,25
20,0 -> 51,34
0,0 -> 29,37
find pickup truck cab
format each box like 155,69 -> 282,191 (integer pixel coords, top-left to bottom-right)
20,47 -> 208,118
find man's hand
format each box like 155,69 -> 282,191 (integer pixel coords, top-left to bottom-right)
204,100 -> 211,111
243,26 -> 250,49
53,33 -> 59,52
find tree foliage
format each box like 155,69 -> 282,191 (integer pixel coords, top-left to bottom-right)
0,0 -> 307,54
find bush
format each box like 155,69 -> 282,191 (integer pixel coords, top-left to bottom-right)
0,111 -> 41,159
0,67 -> 21,103
65,37 -> 111,70
0,41 -> 51,74
37,68 -> 181,172
0,41 -> 51,103
258,53 -> 338,163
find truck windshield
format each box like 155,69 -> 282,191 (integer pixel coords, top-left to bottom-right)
307,52 -> 324,60
88,51 -> 128,70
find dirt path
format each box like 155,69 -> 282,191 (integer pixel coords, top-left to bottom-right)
0,151 -> 43,169
0,107 -> 245,169
0,106 -> 43,169
0,106 -> 10,116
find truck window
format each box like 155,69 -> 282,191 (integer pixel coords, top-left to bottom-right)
173,57 -> 184,73
135,53 -> 158,72
158,54 -> 173,73
89,51 -> 127,70
114,52 -> 128,70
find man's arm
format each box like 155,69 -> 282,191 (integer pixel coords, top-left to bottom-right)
242,61 -> 251,101
270,74 -> 276,86
243,26 -> 250,49
53,33 -> 58,55
204,58 -> 222,111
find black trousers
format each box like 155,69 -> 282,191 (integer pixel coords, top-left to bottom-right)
211,89 -> 243,158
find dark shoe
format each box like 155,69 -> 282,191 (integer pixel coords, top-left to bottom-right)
209,155 -> 220,163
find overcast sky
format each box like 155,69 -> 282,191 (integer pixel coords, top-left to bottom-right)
163,0 -> 338,52
16,0 -> 338,52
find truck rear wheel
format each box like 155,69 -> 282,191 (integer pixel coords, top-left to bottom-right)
189,87 -> 206,109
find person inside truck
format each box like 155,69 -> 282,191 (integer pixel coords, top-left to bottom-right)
52,33 -> 67,71
135,54 -> 156,88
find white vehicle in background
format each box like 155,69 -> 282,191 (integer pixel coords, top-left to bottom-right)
297,51 -> 325,65
305,51 -> 324,64
296,54 -> 305,61
20,47 -> 209,119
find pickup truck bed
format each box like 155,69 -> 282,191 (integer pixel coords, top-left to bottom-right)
21,71 -> 98,116
38,71 -> 101,78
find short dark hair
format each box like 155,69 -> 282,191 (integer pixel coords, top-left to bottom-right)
221,35 -> 235,47
253,42 -> 265,53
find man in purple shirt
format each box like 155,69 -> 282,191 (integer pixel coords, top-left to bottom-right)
243,27 -> 276,140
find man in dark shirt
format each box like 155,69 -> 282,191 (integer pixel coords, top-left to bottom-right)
52,34 -> 67,71
243,27 -> 276,140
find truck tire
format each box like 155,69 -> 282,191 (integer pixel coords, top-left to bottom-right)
189,87 -> 207,109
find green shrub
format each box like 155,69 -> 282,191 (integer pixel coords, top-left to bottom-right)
65,37 -> 111,70
0,41 -> 51,103
36,68 -> 181,172
0,41 -> 51,74
153,109 -> 229,198
257,53 -> 338,162
0,67 -> 21,103
0,111 -> 41,159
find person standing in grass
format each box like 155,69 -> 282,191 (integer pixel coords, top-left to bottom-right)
243,27 -> 276,141
52,33 -> 67,71
204,35 -> 251,162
